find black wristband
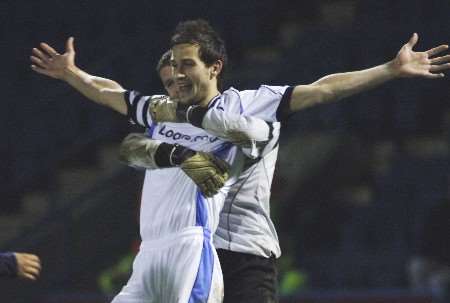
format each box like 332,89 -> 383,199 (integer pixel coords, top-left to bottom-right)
176,104 -> 208,128
154,143 -> 195,167
176,104 -> 190,122
188,105 -> 208,128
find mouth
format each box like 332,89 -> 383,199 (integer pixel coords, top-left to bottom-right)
177,82 -> 192,93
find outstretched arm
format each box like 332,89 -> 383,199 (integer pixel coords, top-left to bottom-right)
30,37 -> 127,115
287,33 -> 450,113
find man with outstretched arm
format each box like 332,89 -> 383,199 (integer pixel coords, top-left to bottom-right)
142,20 -> 450,303
31,30 -> 262,302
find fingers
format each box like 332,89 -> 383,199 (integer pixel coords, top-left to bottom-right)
30,55 -> 45,67
407,33 -> 419,48
30,65 -> 57,78
15,253 -> 41,281
32,47 -> 51,64
212,158 -> 229,175
210,174 -> 225,189
430,54 -> 450,64
204,179 -> 218,197
22,265 -> 41,279
430,63 -> 450,73
426,44 -> 449,57
23,253 -> 40,264
66,37 -> 75,53
200,175 -> 225,197
40,42 -> 59,57
22,272 -> 38,281
423,71 -> 445,79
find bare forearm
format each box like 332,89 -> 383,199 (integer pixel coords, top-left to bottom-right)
91,75 -> 124,90
314,61 -> 398,102
290,61 -> 399,112
63,66 -> 127,114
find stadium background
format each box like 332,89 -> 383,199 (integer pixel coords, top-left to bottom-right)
1,0 -> 449,302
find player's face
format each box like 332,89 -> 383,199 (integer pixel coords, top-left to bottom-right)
171,43 -> 219,106
159,65 -> 179,99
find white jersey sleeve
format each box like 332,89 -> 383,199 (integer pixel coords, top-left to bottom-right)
199,86 -> 293,158
238,85 -> 292,121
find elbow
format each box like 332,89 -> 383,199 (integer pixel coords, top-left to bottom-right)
118,133 -> 141,164
316,84 -> 337,104
118,141 -> 132,165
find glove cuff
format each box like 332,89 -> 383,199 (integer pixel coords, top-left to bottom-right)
154,143 -> 196,167
176,105 -> 208,128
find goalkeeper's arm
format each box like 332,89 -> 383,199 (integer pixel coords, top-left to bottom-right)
147,98 -> 273,159
119,133 -> 230,197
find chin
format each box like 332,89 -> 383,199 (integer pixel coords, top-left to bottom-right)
179,95 -> 200,106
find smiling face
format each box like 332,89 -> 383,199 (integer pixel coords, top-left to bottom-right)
159,65 -> 178,99
171,43 -> 222,107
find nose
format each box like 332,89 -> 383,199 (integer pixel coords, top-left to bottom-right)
175,71 -> 187,83
172,65 -> 185,79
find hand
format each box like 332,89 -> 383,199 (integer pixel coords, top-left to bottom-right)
149,96 -> 178,122
30,37 -> 76,80
226,130 -> 254,148
14,253 -> 41,281
392,33 -> 450,79
181,152 -> 230,197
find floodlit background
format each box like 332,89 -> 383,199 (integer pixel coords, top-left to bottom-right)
1,0 -> 449,302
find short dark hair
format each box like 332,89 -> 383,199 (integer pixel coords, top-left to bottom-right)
170,19 -> 227,91
156,50 -> 172,73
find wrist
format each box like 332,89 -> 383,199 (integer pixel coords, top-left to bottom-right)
62,64 -> 81,81
154,143 -> 195,167
385,59 -> 403,79
176,104 -> 208,128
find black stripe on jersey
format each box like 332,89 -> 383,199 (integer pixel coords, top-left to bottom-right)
141,100 -> 151,128
208,94 -> 221,109
267,122 -> 274,141
250,122 -> 276,162
275,86 -> 294,122
124,91 -> 133,121
130,92 -> 143,125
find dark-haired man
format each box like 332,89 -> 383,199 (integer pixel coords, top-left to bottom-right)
148,19 -> 450,303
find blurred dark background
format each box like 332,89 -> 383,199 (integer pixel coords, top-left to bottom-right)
1,0 -> 449,302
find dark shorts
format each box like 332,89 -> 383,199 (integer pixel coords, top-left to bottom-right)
217,249 -> 278,303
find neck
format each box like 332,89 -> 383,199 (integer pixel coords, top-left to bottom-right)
198,88 -> 220,108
